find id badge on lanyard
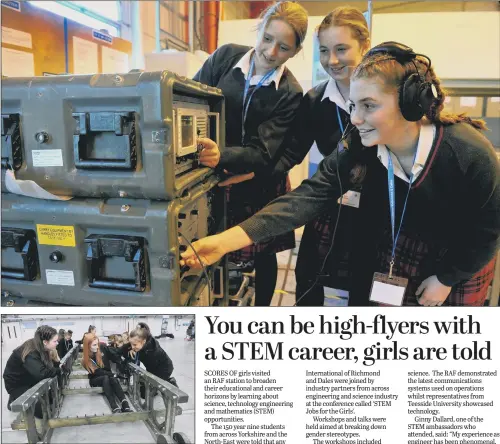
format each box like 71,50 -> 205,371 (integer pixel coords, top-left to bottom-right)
369,152 -> 415,306
241,55 -> 276,145
336,105 -> 346,152
335,105 -> 361,209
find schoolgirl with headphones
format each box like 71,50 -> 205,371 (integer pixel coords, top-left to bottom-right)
181,42 -> 500,307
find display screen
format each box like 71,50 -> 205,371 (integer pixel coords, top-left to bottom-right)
181,115 -> 194,148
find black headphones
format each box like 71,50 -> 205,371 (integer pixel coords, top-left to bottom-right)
366,41 -> 438,121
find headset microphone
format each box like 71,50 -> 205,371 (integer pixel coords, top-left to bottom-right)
339,122 -> 355,143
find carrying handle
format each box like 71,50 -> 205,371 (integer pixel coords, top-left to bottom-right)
1,114 -> 23,171
84,234 -> 147,292
73,112 -> 138,170
1,228 -> 39,281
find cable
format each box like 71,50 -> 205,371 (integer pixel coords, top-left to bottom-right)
294,122 -> 355,307
179,232 -> 212,306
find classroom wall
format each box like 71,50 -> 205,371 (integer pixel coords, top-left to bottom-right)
370,12 -> 500,80
1,1 -> 132,76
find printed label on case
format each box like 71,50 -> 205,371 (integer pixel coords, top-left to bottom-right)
37,225 -> 76,247
46,270 -> 75,286
32,150 -> 63,167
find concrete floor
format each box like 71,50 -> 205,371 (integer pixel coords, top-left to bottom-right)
1,336 -> 195,444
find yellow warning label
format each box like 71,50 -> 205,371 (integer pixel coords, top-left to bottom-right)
36,225 -> 76,247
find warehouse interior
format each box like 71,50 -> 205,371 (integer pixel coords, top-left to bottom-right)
1,314 -> 195,444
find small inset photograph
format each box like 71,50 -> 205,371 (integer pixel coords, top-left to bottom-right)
1,315 -> 194,444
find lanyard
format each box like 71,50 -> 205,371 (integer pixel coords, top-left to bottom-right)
336,105 -> 346,151
241,55 -> 277,144
135,352 -> 140,365
336,104 -> 345,134
90,358 -> 100,368
387,152 -> 416,278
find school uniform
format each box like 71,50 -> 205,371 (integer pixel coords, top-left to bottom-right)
193,44 -> 303,268
4,346 -> 61,418
274,78 -> 358,305
56,338 -> 73,359
239,122 -> 500,306
120,337 -> 176,397
120,337 -> 174,381
84,346 -> 127,411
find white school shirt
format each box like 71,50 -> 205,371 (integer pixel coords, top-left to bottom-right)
377,123 -> 436,183
233,48 -> 285,90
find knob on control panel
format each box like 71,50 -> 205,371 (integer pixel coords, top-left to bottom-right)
49,250 -> 63,263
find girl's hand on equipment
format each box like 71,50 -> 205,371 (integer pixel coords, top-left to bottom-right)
197,138 -> 221,168
416,275 -> 451,306
180,236 -> 226,270
219,170 -> 255,187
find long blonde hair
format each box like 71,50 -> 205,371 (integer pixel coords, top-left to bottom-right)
257,1 -> 308,48
317,6 -> 370,51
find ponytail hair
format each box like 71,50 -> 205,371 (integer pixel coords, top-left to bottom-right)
129,322 -> 151,341
423,67 -> 487,130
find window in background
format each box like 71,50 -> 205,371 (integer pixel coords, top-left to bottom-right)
28,1 -> 121,37
160,1 -> 189,51
486,97 -> 500,119
442,93 -> 499,150
70,1 -> 120,21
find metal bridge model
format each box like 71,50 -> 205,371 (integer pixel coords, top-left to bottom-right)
9,346 -> 191,444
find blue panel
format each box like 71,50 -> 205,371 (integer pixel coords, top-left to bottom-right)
64,18 -> 69,73
1,1 -> 21,12
92,29 -> 113,44
308,162 -> 319,178
21,321 -> 37,329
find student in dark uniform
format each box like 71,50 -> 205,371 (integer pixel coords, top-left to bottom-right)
66,330 -> 73,349
182,42 -> 500,307
193,1 -> 309,306
82,335 -> 131,414
56,330 -> 74,359
120,323 -> 177,396
3,326 -> 61,418
273,7 -> 370,306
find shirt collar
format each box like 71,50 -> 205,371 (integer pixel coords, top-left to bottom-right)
234,49 -> 284,90
321,78 -> 348,112
377,124 -> 436,183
